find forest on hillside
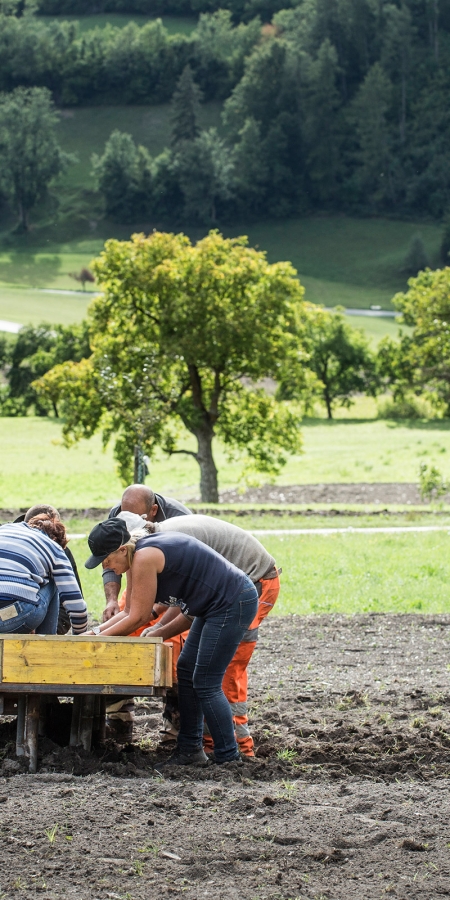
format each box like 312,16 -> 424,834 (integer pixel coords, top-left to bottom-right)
0,0 -> 449,224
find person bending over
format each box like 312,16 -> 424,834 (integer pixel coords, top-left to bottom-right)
103,484 -> 192,622
137,514 -> 280,756
0,520 -> 87,635
13,504 -> 84,634
85,517 -> 257,765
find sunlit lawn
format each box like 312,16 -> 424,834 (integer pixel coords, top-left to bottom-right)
69,530 -> 450,621
2,413 -> 450,508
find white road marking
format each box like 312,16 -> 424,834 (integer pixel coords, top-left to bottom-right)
249,525 -> 450,536
0,320 -> 22,333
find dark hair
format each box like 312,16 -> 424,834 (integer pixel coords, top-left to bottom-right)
25,504 -> 60,522
27,515 -> 68,549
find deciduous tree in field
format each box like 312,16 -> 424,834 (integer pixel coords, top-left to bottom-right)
277,306 -> 377,419
377,268 -> 450,415
0,87 -> 74,231
33,230 -> 304,501
7,322 -> 91,416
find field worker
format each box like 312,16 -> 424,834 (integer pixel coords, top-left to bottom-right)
84,517 -> 258,765
101,486 -> 192,740
102,484 -> 192,622
14,504 -> 84,634
0,519 -> 88,635
142,514 -> 281,756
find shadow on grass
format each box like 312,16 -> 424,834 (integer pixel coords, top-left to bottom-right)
0,251 -> 62,288
301,416 -> 450,430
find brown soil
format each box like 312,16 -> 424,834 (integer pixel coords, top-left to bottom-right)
2,613 -> 450,899
218,483 -> 427,505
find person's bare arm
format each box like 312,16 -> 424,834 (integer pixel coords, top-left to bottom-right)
99,547 -> 164,637
149,612 -> 193,641
124,570 -> 132,612
102,581 -> 120,622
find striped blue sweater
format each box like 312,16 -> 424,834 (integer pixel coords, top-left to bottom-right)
0,523 -> 88,634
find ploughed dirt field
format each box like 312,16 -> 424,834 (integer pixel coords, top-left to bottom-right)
1,613 -> 450,899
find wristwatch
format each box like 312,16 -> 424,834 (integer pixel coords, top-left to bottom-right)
91,625 -> 102,635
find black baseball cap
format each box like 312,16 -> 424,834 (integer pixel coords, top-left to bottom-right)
85,517 -> 131,569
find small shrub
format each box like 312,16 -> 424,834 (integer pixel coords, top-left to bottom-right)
419,463 -> 448,502
377,395 -> 435,420
403,234 -> 429,277
68,268 -> 95,291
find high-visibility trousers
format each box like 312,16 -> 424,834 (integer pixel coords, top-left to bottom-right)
204,571 -> 280,756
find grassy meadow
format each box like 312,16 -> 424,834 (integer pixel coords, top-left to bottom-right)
0,214 -> 438,334
2,413 -> 450,620
2,412 -> 450,509
68,529 -> 450,621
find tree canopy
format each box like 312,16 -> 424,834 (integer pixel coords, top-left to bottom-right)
0,86 -> 73,230
377,268 -> 450,415
34,230 -> 304,501
277,306 -> 377,418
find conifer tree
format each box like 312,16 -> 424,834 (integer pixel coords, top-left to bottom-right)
170,65 -> 203,148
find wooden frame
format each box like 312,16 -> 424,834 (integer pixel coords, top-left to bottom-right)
0,635 -> 173,772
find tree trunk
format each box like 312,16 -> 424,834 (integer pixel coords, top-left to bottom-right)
134,444 -> 146,483
196,429 -> 219,502
18,199 -> 28,232
324,388 -> 333,419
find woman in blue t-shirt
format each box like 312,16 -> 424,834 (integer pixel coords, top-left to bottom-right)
85,517 -> 258,765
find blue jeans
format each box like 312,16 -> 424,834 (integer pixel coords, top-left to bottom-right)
176,582 -> 258,763
0,580 -> 60,635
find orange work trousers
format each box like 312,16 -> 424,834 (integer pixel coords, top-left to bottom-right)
204,572 -> 280,756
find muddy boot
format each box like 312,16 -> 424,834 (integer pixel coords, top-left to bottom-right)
158,747 -> 211,768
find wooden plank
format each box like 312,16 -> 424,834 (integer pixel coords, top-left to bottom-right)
0,634 -> 163,644
1,638 -> 168,686
0,683 -> 166,696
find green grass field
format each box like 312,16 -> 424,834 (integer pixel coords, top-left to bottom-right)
39,13 -> 198,35
68,529 -> 450,620
0,214 -> 437,335
221,216 -> 442,310
2,414 -> 450,509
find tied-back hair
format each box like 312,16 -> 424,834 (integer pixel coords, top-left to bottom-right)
27,514 -> 68,549
122,522 -> 156,566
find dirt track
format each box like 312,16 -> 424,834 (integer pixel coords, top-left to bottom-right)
1,613 -> 450,899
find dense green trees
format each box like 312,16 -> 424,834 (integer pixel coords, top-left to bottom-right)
2,1 -> 450,224
0,86 -> 73,230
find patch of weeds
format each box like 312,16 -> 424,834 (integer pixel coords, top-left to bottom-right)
428,706 -> 443,718
410,716 -> 425,728
137,842 -> 159,855
132,860 -> 144,876
44,824 -> 59,844
276,749 -> 298,762
138,737 -> 157,751
377,712 -> 392,725
278,779 -> 298,800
